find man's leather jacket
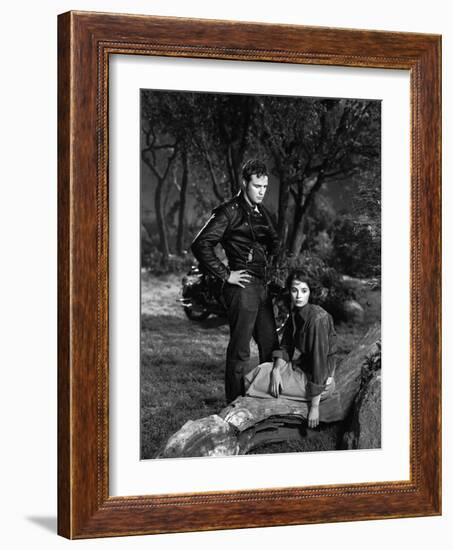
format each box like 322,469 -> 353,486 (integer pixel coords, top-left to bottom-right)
191,192 -> 279,281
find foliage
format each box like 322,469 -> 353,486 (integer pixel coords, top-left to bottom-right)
270,251 -> 355,321
256,97 -> 381,257
364,341 -> 382,371
308,230 -> 334,262
360,341 -> 382,389
331,214 -> 381,278
301,194 -> 337,261
330,166 -> 381,278
142,250 -> 195,275
141,90 -> 381,270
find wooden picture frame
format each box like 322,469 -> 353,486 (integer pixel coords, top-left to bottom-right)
57,10 -> 441,539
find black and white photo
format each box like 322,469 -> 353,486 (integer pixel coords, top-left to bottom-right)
140,89 -> 381,459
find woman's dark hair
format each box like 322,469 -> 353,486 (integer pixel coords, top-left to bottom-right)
241,159 -> 268,183
285,269 -> 322,302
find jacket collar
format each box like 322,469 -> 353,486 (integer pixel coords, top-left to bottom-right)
292,303 -> 312,324
237,190 -> 261,214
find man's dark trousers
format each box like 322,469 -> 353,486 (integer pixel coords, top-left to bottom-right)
222,277 -> 279,403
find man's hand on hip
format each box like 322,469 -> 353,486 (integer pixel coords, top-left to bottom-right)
227,270 -> 252,288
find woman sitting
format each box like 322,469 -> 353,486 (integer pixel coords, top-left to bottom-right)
244,269 -> 337,428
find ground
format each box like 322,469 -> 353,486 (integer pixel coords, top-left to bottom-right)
140,271 -> 381,459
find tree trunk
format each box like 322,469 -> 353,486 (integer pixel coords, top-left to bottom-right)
227,145 -> 238,196
204,152 -> 224,202
176,151 -> 189,255
289,171 -> 326,256
277,178 -> 291,258
155,177 -> 170,266
289,224 -> 307,257
289,191 -> 304,257
141,138 -> 178,268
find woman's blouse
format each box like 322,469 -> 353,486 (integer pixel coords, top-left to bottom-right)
272,303 -> 337,397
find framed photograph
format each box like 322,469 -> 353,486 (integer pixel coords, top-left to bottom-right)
58,11 -> 441,538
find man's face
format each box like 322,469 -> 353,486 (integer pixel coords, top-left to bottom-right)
243,174 -> 268,205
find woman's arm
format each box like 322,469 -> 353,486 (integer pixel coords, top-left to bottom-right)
270,357 -> 286,397
271,315 -> 293,362
270,316 -> 293,397
308,393 -> 322,428
306,314 -> 333,427
306,315 -> 332,397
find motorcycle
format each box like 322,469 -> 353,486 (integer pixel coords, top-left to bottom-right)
178,264 -> 289,332
178,265 -> 224,321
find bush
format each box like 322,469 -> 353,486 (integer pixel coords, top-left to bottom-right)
361,341 -> 381,389
270,252 -> 356,321
331,215 -> 381,278
309,230 -> 334,262
142,250 -> 195,275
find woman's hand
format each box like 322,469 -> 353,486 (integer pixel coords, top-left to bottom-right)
270,367 -> 283,397
308,404 -> 320,428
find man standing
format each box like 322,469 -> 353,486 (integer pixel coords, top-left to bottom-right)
191,159 -> 279,402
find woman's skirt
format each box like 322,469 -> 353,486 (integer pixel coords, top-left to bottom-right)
244,361 -> 335,401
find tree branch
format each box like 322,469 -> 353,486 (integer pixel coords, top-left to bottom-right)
198,131 -> 224,201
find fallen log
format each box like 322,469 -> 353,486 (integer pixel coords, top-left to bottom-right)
157,324 -> 380,458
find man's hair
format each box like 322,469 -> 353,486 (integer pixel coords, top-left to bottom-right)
241,159 -> 268,183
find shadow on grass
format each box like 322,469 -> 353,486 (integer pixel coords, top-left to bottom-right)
141,313 -> 229,459
249,421 -> 346,455
142,312 -> 228,333
198,315 -> 228,329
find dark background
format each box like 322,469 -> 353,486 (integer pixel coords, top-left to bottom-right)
140,89 -> 381,281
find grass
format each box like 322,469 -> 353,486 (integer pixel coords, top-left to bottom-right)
140,272 -> 381,459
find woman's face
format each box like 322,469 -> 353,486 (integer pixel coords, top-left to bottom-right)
290,280 -> 310,308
